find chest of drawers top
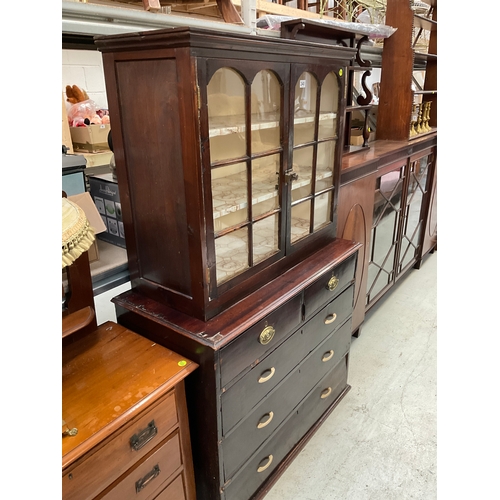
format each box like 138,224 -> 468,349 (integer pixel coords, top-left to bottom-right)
62,322 -> 198,470
113,238 -> 361,352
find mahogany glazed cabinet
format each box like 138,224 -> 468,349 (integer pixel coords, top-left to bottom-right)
94,26 -> 357,322
95,27 -> 362,500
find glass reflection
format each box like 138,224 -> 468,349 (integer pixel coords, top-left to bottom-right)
313,191 -> 332,230
315,141 -> 335,191
291,200 -> 311,243
253,214 -> 279,265
252,155 -> 279,218
294,72 -> 318,146
318,72 -> 339,140
291,146 -> 313,202
215,228 -> 249,285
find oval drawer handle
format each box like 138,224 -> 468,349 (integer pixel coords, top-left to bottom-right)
135,464 -> 160,493
259,326 -> 275,345
257,411 -> 274,429
324,313 -> 337,325
322,350 -> 334,362
327,276 -> 339,291
321,387 -> 332,399
257,455 -> 273,473
130,420 -> 158,451
258,367 -> 276,384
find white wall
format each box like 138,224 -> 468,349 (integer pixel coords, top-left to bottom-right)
62,49 -> 108,110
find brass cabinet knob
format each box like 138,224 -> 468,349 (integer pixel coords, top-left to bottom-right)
258,367 -> 276,383
257,411 -> 274,429
322,350 -> 334,362
259,326 -> 275,345
257,454 -> 274,473
321,387 -> 332,399
324,313 -> 337,325
327,276 -> 339,291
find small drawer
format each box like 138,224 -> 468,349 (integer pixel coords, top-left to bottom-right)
220,294 -> 302,388
152,474 -> 185,500
221,321 -> 351,479
223,357 -> 348,500
304,252 -> 357,319
63,391 -> 178,500
100,430 -> 182,500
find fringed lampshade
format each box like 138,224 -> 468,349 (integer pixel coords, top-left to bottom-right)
62,197 -> 95,268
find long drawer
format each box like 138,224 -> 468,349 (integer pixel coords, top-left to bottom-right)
152,474 -> 185,500
221,285 -> 354,434
223,356 -> 349,500
100,430 -> 182,500
222,319 -> 351,479
304,252 -> 357,320
220,294 -> 303,388
63,391 -> 177,500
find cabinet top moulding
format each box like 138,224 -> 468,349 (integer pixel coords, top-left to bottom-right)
94,25 -> 357,62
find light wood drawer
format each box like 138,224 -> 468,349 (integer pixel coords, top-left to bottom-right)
223,357 -> 348,500
99,430 -> 182,500
304,252 -> 357,320
152,474 -> 185,500
63,391 -> 178,500
220,294 -> 302,388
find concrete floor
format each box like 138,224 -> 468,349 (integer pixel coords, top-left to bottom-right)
264,252 -> 437,500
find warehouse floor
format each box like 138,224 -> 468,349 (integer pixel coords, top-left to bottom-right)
264,252 -> 437,500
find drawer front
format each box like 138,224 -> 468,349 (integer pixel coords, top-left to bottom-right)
100,430 -> 182,500
221,287 -> 353,435
222,320 -> 351,479
152,474 -> 185,500
63,391 -> 178,500
304,252 -> 356,320
223,357 -> 348,500
220,294 -> 302,388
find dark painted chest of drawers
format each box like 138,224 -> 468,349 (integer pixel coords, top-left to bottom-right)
113,238 -> 360,500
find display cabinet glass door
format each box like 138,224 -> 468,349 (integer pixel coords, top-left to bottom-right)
397,150 -> 435,276
289,67 -> 341,245
366,162 -> 406,307
207,65 -> 286,287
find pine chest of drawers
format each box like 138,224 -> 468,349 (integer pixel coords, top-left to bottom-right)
62,322 -> 198,500
113,238 -> 360,500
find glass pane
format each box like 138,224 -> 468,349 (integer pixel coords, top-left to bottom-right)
212,162 -> 248,233
291,146 -> 313,202
294,72 -> 318,146
316,141 -> 335,191
208,68 -> 246,163
251,70 -> 281,154
313,191 -> 332,231
318,72 -> 339,140
215,228 -> 249,285
253,214 -> 279,265
291,200 -> 311,244
252,154 -> 279,218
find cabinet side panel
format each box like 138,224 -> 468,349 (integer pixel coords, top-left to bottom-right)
115,58 -> 191,295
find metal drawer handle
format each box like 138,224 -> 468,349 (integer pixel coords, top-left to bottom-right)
322,350 -> 334,362
321,387 -> 332,399
257,411 -> 274,429
258,367 -> 276,384
130,420 -> 158,451
135,464 -> 160,493
257,455 -> 274,473
259,326 -> 275,345
327,276 -> 339,291
324,313 -> 337,325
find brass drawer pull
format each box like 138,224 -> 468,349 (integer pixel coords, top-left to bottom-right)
322,350 -> 334,362
258,367 -> 276,384
130,420 -> 158,451
135,464 -> 160,493
257,411 -> 274,429
257,455 -> 273,473
259,326 -> 275,345
327,276 -> 339,291
321,387 -> 332,399
324,313 -> 337,325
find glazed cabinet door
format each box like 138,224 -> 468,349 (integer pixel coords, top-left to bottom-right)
287,64 -> 345,252
396,148 -> 435,277
366,160 -> 406,309
200,60 -> 290,294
